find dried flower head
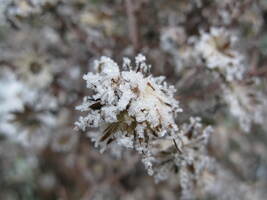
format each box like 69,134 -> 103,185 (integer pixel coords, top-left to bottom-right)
76,54 -> 182,149
196,27 -> 245,81
75,54 -> 185,176
75,54 -> 214,186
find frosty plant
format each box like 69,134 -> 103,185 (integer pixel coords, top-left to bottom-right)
196,27 -> 245,82
75,54 -> 212,181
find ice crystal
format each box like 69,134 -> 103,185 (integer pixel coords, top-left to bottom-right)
76,54 -> 181,139
76,54 -> 182,171
76,55 -> 213,184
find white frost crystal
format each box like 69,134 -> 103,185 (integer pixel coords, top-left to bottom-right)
196,27 -> 245,81
75,54 -> 182,171
75,54 -> 182,141
76,55 -> 212,182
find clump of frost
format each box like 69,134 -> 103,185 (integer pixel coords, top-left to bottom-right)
76,54 -> 182,141
75,54 -> 182,172
76,55 -> 213,184
196,27 -> 245,81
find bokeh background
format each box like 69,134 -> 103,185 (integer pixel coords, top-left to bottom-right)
0,0 -> 267,199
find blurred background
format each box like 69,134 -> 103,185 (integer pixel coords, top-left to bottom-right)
0,0 -> 267,199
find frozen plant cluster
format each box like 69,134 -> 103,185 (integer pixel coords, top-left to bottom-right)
76,55 -> 212,183
76,55 -> 180,171
161,23 -> 266,133
0,0 -> 267,199
196,27 -> 245,82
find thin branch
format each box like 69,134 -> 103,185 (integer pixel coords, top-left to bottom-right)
125,0 -> 140,52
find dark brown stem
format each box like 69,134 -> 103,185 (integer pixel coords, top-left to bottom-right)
125,0 -> 140,52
